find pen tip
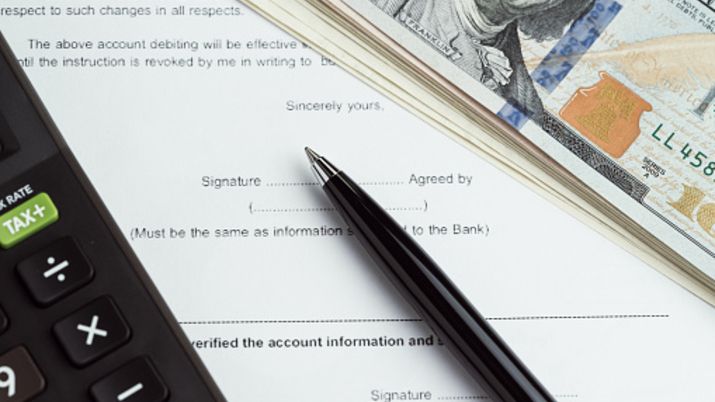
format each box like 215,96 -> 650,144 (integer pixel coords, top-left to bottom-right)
305,147 -> 320,163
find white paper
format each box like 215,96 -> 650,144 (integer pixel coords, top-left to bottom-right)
2,1 -> 715,400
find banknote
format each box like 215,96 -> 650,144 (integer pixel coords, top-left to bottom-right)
343,0 -> 715,277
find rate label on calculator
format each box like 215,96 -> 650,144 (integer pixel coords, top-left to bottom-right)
0,193 -> 58,249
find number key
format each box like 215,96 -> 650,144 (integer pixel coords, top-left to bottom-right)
0,346 -> 45,402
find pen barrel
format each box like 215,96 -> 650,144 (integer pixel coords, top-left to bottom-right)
324,172 -> 555,402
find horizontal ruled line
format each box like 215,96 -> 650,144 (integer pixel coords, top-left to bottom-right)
264,181 -> 406,187
437,394 -> 578,400
249,201 -> 427,214
179,314 -> 669,326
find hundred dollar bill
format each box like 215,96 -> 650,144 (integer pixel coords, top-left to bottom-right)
344,0 -> 715,278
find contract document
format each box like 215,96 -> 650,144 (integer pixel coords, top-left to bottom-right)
2,1 -> 715,401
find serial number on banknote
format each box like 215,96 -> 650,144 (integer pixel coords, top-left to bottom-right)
651,123 -> 715,182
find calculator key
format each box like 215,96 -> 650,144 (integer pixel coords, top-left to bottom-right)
17,238 -> 94,306
0,193 -> 59,249
0,307 -> 7,335
53,297 -> 131,367
90,358 -> 168,402
0,346 -> 45,402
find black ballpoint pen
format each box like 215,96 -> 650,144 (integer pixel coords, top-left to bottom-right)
305,147 -> 556,402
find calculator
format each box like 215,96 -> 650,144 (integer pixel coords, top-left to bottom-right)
0,33 -> 226,401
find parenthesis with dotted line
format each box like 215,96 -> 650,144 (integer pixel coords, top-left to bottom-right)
249,202 -> 253,215
423,200 -> 428,212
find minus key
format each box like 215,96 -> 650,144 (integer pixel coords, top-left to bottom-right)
90,357 -> 169,402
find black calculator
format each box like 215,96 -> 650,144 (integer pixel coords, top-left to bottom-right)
0,33 -> 226,401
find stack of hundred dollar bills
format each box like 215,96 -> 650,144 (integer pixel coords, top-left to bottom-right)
242,0 -> 715,304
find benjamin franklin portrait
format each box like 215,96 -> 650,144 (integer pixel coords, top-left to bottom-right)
370,0 -> 595,123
